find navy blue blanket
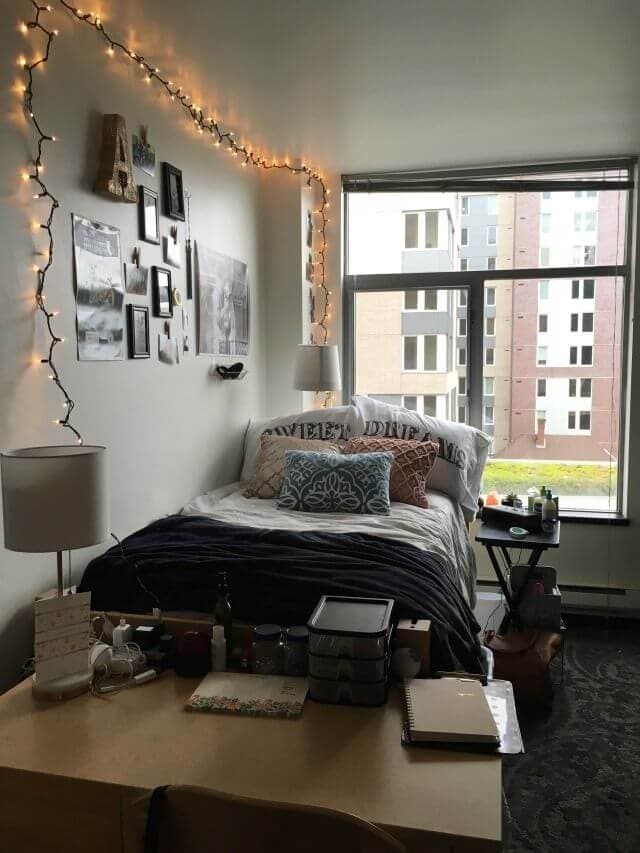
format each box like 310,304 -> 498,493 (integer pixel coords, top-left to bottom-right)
79,514 -> 483,673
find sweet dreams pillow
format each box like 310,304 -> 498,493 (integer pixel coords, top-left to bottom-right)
244,435 -> 343,499
352,396 -> 490,520
241,406 -> 361,482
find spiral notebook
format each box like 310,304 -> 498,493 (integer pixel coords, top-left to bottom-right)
403,677 -> 500,745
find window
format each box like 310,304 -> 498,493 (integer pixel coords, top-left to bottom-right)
458,347 -> 467,366
486,316 -> 495,336
541,213 -> 552,233
570,313 -> 579,332
581,345 -> 593,365
587,190 -> 598,198
539,280 -> 549,300
403,336 -> 417,370
458,376 -> 467,396
572,279 -> 580,299
459,289 -> 468,306
423,395 -> 437,417
404,291 -> 418,310
460,258 -> 468,272
539,314 -> 548,333
569,379 -> 577,397
487,225 -> 497,245
537,346 -> 547,366
540,247 -> 550,266
580,411 -> 591,430
573,245 -> 596,265
424,336 -> 437,370
461,227 -> 469,247
424,289 -> 438,310
403,395 -> 418,411
574,212 -> 582,231
585,211 -> 597,231
425,212 -> 439,249
569,346 -> 578,365
484,406 -> 494,426
486,287 -> 496,306
582,312 -> 594,332
581,378 -> 592,398
486,195 -> 497,215
404,213 -> 419,249
484,377 -> 495,396
583,279 -> 595,299
537,378 -> 547,397
461,196 -> 469,216
485,347 -> 495,366
458,317 -> 467,337
458,406 -> 466,424
542,190 -> 551,199
487,257 -> 496,270
568,411 -> 576,429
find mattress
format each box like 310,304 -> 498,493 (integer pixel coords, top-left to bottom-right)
182,483 -> 477,606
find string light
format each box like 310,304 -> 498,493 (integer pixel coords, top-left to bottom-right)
20,1 -> 82,444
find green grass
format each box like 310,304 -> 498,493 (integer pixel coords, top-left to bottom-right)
482,460 -> 617,496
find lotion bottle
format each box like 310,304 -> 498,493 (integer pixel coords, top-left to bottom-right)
541,489 -> 557,532
211,625 -> 227,672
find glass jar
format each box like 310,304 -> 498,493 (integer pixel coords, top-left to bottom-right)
250,624 -> 283,675
283,626 -> 309,677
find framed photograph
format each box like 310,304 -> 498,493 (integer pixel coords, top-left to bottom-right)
124,261 -> 149,296
139,186 -> 160,244
152,266 -> 173,317
162,163 -> 185,220
132,127 -> 155,177
127,304 -> 150,358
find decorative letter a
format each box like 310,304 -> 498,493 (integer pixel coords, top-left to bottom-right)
94,114 -> 138,203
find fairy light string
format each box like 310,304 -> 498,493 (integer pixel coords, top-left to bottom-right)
56,0 -> 333,347
20,2 -> 83,443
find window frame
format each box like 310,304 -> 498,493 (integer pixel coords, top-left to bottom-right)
343,157 -> 635,520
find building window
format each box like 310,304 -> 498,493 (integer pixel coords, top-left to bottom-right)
458,317 -> 467,337
487,225 -> 497,245
484,377 -> 495,396
582,312 -> 594,333
486,195 -> 498,215
424,336 -> 437,370
572,279 -> 580,298
486,316 -> 495,336
403,336 -> 417,370
573,245 -> 596,265
425,211 -> 439,249
539,280 -> 549,300
404,291 -> 418,310
537,346 -> 547,366
569,378 -> 577,397
485,347 -> 495,366
539,314 -> 548,333
458,376 -> 467,396
458,347 -> 467,366
461,227 -> 469,247
403,395 -> 418,411
570,313 -> 579,332
484,406 -> 494,426
542,191 -> 551,200
585,211 -> 597,231
458,405 -> 466,424
569,346 -> 578,365
423,395 -> 437,417
461,196 -> 469,216
580,411 -> 591,431
487,257 -> 496,271
581,378 -> 592,398
424,289 -> 438,310
404,213 -> 419,249
581,345 -> 593,365
541,213 -> 552,234
568,411 -> 576,429
459,289 -> 468,307
460,258 -> 468,272
486,287 -> 496,306
537,378 -> 546,397
540,247 -> 550,266
583,279 -> 595,299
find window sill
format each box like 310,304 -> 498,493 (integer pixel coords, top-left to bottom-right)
559,510 -> 629,526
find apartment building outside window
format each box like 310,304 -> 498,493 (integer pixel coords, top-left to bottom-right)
345,158 -> 633,515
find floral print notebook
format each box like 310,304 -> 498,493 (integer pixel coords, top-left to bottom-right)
185,672 -> 308,718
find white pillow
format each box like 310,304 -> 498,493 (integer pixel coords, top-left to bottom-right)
241,406 -> 362,482
353,396 -> 490,520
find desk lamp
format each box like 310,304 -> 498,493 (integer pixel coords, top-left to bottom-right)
1,445 -> 109,697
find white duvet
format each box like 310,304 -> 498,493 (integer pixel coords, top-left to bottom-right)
182,483 -> 476,606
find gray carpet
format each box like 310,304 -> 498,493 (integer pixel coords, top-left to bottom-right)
503,619 -> 640,852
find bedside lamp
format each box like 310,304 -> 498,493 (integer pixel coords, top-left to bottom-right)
293,345 -> 342,407
1,445 -> 109,697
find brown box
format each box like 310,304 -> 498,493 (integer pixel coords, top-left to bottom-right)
395,618 -> 431,675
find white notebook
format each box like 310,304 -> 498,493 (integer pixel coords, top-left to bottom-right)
186,672 -> 308,719
404,677 -> 500,745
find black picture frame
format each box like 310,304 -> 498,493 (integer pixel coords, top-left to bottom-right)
127,304 -> 150,358
162,162 -> 185,221
152,266 -> 173,318
138,186 -> 160,244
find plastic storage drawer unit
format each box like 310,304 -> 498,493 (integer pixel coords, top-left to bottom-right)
307,595 -> 394,660
308,653 -> 388,683
308,674 -> 388,706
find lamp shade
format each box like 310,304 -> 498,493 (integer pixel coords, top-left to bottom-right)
293,345 -> 342,392
1,446 -> 109,553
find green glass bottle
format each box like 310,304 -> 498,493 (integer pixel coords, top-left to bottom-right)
214,571 -> 233,661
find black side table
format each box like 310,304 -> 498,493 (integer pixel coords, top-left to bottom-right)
475,521 -> 561,633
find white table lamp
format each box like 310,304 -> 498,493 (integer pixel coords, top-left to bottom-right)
293,344 -> 342,395
1,445 -> 110,698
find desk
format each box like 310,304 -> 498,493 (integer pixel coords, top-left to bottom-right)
0,674 -> 501,853
476,521 -> 560,633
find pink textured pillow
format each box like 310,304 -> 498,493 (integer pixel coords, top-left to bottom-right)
345,437 -> 438,508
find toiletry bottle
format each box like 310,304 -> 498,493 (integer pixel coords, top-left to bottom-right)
211,625 -> 227,672
112,618 -> 133,647
541,489 -> 557,532
533,485 -> 546,514
214,571 -> 233,661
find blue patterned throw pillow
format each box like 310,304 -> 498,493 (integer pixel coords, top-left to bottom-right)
277,450 -> 393,515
